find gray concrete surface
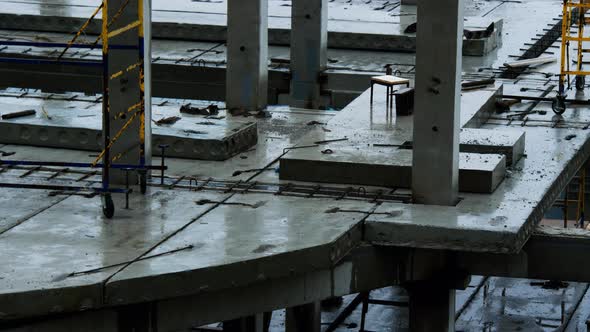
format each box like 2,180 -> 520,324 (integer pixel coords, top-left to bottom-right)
0,91 -> 258,160
0,0 -> 501,55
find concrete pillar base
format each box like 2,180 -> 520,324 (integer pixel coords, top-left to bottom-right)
223,312 -> 271,332
406,282 -> 455,332
285,302 -> 321,332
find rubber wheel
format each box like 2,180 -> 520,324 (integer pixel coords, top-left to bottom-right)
139,172 -> 147,194
576,75 -> 586,91
102,194 -> 115,219
552,96 -> 566,115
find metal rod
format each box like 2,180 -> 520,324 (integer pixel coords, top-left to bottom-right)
0,160 -> 165,170
0,182 -> 129,194
500,94 -> 590,104
0,58 -> 103,67
0,40 -> 138,50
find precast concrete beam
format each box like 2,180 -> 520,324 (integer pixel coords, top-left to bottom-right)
226,0 -> 268,112
412,0 -> 464,205
289,0 -> 328,109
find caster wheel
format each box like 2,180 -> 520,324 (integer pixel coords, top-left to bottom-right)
552,96 -> 566,115
102,194 -> 115,219
576,75 -> 586,91
139,173 -> 147,194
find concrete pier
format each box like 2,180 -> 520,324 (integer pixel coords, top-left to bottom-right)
226,0 -> 268,112
289,0 -> 328,109
285,302 -> 321,332
412,0 -> 464,205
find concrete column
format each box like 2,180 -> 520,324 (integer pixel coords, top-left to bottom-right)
223,314 -> 266,332
406,283 -> 455,332
117,303 -> 156,332
104,0 -> 149,184
411,0 -> 464,205
226,0 -> 268,112
289,0 -> 328,109
285,302 -> 321,332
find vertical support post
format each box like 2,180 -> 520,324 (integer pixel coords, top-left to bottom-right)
406,282 -> 455,332
117,303 -> 157,332
101,0 -> 110,190
226,0 -> 268,112
223,314 -> 265,332
289,0 -> 327,109
142,0 -> 152,172
412,0 -> 464,206
285,302 -> 321,332
103,0 -> 147,184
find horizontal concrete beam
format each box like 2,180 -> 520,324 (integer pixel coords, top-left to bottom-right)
457,226 -> 590,283
0,61 -> 369,109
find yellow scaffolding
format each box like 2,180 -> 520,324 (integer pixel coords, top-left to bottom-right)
555,0 -> 590,113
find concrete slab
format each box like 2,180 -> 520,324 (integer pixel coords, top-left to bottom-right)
105,193 -> 373,306
0,106 -> 335,181
278,85 -> 516,193
461,128 -> 526,166
0,189 -> 225,320
0,187 -> 67,233
0,0 -> 500,55
0,92 -> 257,160
365,126 -> 590,253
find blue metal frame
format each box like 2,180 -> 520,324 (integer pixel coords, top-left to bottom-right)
0,57 -> 103,67
0,160 -> 165,170
0,182 -> 130,194
0,40 -> 138,50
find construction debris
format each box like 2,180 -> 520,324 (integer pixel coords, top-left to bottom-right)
504,56 -> 556,68
462,78 -> 495,91
1,109 -> 36,120
154,116 -> 181,125
180,104 -> 220,116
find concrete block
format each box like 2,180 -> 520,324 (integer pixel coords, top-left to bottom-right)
460,128 -> 525,166
280,149 -> 506,194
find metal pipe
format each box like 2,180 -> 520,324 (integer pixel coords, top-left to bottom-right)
0,40 -> 138,50
0,160 -> 166,170
0,182 -> 130,194
0,58 -> 103,67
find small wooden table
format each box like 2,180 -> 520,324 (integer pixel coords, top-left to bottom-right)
370,75 -> 411,109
